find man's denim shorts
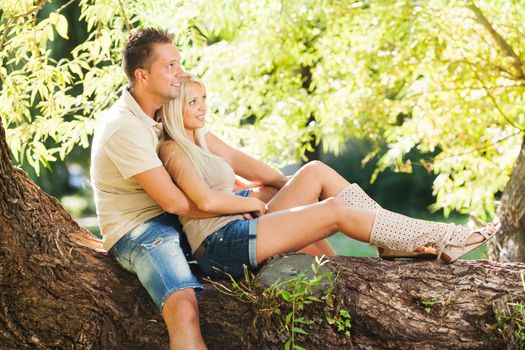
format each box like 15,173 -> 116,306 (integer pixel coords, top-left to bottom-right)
193,188 -> 258,279
108,213 -> 202,310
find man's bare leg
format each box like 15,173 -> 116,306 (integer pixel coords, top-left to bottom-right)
162,289 -> 207,350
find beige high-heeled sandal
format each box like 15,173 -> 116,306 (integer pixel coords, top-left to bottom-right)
336,184 -> 380,211
337,184 -> 437,260
436,222 -> 501,263
370,208 -> 500,263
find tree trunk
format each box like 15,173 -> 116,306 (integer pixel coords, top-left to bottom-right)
0,121 -> 169,349
0,119 -> 523,349
488,135 -> 525,262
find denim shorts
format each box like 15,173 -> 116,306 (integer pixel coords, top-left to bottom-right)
234,189 -> 252,198
108,213 -> 202,310
193,219 -> 258,279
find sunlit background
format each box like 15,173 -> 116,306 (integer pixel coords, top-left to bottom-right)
3,0 -> 524,259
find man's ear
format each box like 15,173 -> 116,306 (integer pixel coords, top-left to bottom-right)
134,68 -> 147,83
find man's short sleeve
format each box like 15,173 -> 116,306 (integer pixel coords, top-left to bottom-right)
103,126 -> 162,179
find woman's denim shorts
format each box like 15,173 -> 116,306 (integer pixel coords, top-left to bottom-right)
193,188 -> 258,279
108,213 -> 202,310
193,219 -> 258,279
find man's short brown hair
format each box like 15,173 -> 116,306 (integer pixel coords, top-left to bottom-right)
122,28 -> 174,83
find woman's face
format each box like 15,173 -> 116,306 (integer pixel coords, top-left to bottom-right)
183,82 -> 207,132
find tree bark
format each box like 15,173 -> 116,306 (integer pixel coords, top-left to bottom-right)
199,255 -> 524,350
0,121 -> 168,349
0,120 -> 523,349
488,135 -> 525,262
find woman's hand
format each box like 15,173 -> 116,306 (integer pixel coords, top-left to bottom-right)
242,197 -> 268,219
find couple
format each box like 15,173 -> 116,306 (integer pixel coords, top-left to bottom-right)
90,28 -> 498,349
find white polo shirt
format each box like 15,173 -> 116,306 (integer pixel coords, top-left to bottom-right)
90,86 -> 165,251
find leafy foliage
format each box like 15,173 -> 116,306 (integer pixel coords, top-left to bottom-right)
0,0 -> 128,174
326,309 -> 352,336
181,0 -> 524,221
419,299 -> 437,314
1,0 -> 524,219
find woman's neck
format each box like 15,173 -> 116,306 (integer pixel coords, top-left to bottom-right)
185,129 -> 196,144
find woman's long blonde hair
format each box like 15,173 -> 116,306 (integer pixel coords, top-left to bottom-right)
161,74 -> 220,178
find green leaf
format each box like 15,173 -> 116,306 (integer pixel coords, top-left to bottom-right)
69,63 -> 83,78
292,327 -> 308,335
55,13 -> 69,39
280,290 -> 292,302
285,312 -> 293,326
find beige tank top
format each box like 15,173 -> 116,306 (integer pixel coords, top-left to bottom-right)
159,140 -> 244,253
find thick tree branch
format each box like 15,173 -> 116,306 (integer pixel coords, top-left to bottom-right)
0,113 -> 523,348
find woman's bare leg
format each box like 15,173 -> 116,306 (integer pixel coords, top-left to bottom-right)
259,161 -> 352,257
264,161 -> 446,257
248,186 -> 278,203
252,163 -> 494,263
249,184 -> 336,256
298,239 -> 336,256
255,198 -> 374,263
266,161 -> 350,212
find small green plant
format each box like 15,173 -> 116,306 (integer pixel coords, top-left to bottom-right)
326,309 -> 352,336
488,272 -> 525,349
492,302 -> 525,349
207,256 -> 340,350
278,256 -> 337,350
419,300 -> 437,314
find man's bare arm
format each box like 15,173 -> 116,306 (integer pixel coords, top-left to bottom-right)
133,166 -> 215,218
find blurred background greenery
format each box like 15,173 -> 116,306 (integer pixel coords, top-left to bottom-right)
3,0 -> 521,260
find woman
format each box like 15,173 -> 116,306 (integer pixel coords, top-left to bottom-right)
158,75 -> 499,279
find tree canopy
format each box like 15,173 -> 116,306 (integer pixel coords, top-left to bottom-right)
1,0 -> 524,221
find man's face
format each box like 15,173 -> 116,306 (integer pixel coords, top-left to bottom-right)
143,43 -> 186,101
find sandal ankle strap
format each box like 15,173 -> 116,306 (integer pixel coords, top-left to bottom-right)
435,224 -> 457,259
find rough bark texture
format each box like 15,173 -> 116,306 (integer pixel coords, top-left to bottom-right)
1,120 -> 524,349
199,256 -> 525,350
489,135 -> 525,262
0,123 -> 168,349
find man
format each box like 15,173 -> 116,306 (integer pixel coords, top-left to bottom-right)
90,28 -> 295,349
